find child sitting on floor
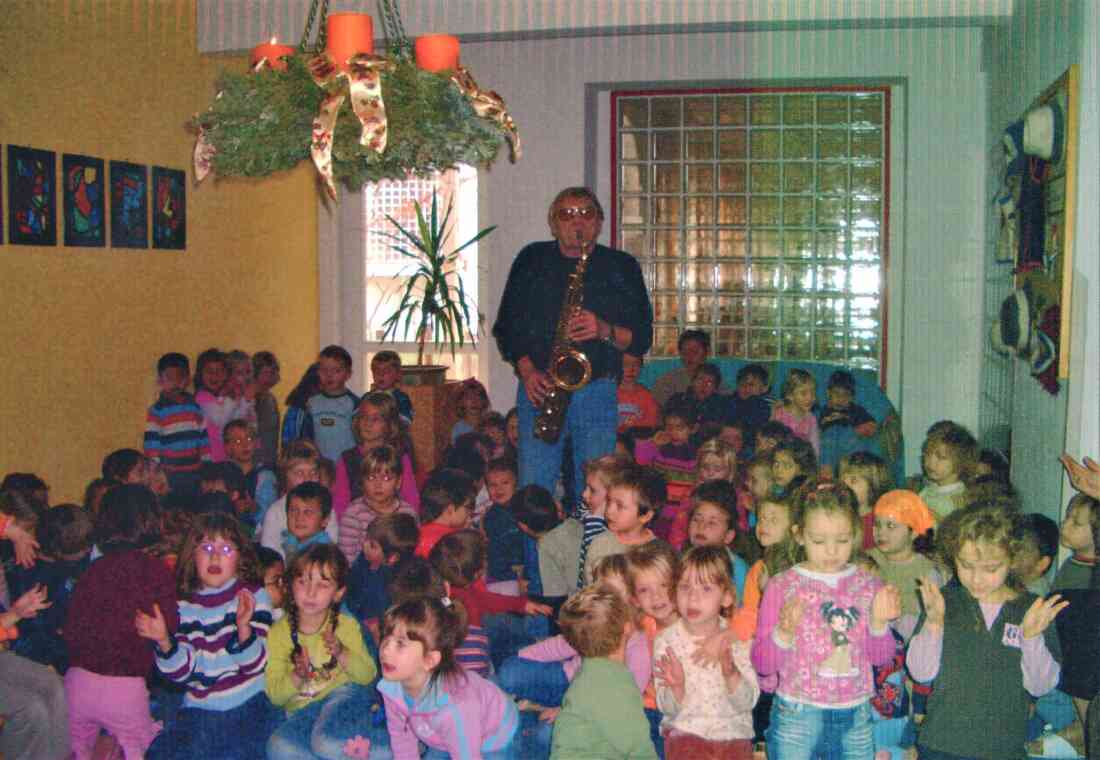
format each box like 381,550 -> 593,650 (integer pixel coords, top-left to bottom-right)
550,585 -> 658,760
344,513 -> 419,644
415,468 -> 476,558
429,530 -> 552,677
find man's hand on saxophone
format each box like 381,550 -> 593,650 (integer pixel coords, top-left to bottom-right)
516,356 -> 551,406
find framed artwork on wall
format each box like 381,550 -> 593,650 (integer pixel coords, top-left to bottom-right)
110,160 -> 148,248
7,145 -> 57,246
152,167 -> 186,250
63,154 -> 106,247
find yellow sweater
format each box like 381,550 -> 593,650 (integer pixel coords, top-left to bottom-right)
266,612 -> 376,712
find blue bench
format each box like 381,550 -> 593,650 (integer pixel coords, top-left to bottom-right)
637,358 -> 905,482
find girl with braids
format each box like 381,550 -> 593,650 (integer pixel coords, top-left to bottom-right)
265,544 -> 383,760
138,513 -> 280,760
378,596 -> 520,759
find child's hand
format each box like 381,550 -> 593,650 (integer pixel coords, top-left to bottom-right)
236,589 -> 255,641
342,736 -> 372,760
11,584 -> 51,621
690,627 -> 736,667
4,521 -> 39,568
134,603 -> 172,652
524,600 -> 553,617
718,643 -> 743,693
654,650 -> 686,705
652,430 -> 670,446
366,618 -> 381,645
916,576 -> 945,629
1021,594 -> 1070,640
538,706 -> 561,723
871,585 -> 902,629
776,596 -> 805,645
1062,454 -> 1100,500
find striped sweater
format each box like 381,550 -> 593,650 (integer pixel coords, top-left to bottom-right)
144,391 -> 212,473
155,578 -> 273,711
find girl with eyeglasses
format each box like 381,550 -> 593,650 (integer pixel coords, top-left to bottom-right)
137,511 -> 281,760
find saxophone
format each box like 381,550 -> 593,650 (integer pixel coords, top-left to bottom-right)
533,232 -> 594,444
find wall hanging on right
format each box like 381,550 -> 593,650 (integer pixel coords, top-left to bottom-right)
998,64 -> 1078,392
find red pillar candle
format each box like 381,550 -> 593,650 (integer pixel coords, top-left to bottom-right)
250,37 -> 295,71
415,34 -> 460,72
326,13 -> 374,71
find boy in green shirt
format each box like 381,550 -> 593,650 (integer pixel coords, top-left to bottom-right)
550,586 -> 658,760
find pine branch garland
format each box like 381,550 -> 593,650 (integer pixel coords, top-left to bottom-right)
190,57 -> 508,191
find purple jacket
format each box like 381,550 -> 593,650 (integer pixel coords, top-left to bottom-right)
379,669 -> 518,760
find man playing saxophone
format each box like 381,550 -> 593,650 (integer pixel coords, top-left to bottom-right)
493,187 -> 653,506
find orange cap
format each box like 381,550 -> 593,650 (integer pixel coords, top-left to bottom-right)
873,490 -> 936,535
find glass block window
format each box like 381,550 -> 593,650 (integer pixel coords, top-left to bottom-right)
612,88 -> 889,374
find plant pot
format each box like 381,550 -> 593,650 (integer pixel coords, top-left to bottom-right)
402,365 -> 448,387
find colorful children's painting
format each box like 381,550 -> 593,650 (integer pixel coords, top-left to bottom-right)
152,167 -> 186,250
110,161 -> 148,248
63,154 -> 106,247
7,145 -> 57,246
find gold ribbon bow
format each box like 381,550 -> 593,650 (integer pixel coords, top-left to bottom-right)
451,65 -> 522,162
193,126 -> 216,184
308,53 -> 394,199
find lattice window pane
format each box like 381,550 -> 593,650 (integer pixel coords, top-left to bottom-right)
362,166 -> 478,343
614,89 -> 888,372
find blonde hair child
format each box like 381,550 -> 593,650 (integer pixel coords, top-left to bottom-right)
332,393 -> 419,519
839,451 -> 894,550
550,587 -> 657,760
668,438 -> 745,549
627,541 -> 681,758
575,455 -> 626,590
751,482 -> 901,759
497,554 -> 652,724
654,546 -> 759,759
771,368 -> 820,457
910,503 -> 1067,760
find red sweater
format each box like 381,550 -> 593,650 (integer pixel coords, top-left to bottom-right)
65,548 -> 179,677
415,522 -> 459,559
450,578 -> 527,627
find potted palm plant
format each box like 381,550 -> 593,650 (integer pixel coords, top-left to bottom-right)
378,189 -> 495,386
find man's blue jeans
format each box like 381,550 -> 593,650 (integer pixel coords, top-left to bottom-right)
517,378 -> 617,507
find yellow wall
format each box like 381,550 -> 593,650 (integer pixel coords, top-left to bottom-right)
0,1 -> 319,502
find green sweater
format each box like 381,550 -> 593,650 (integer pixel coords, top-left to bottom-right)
550,657 -> 658,760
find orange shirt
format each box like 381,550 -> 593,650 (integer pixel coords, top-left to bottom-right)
729,559 -> 765,642
640,615 -> 659,710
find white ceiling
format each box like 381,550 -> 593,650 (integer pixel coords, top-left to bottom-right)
197,0 -> 1014,53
